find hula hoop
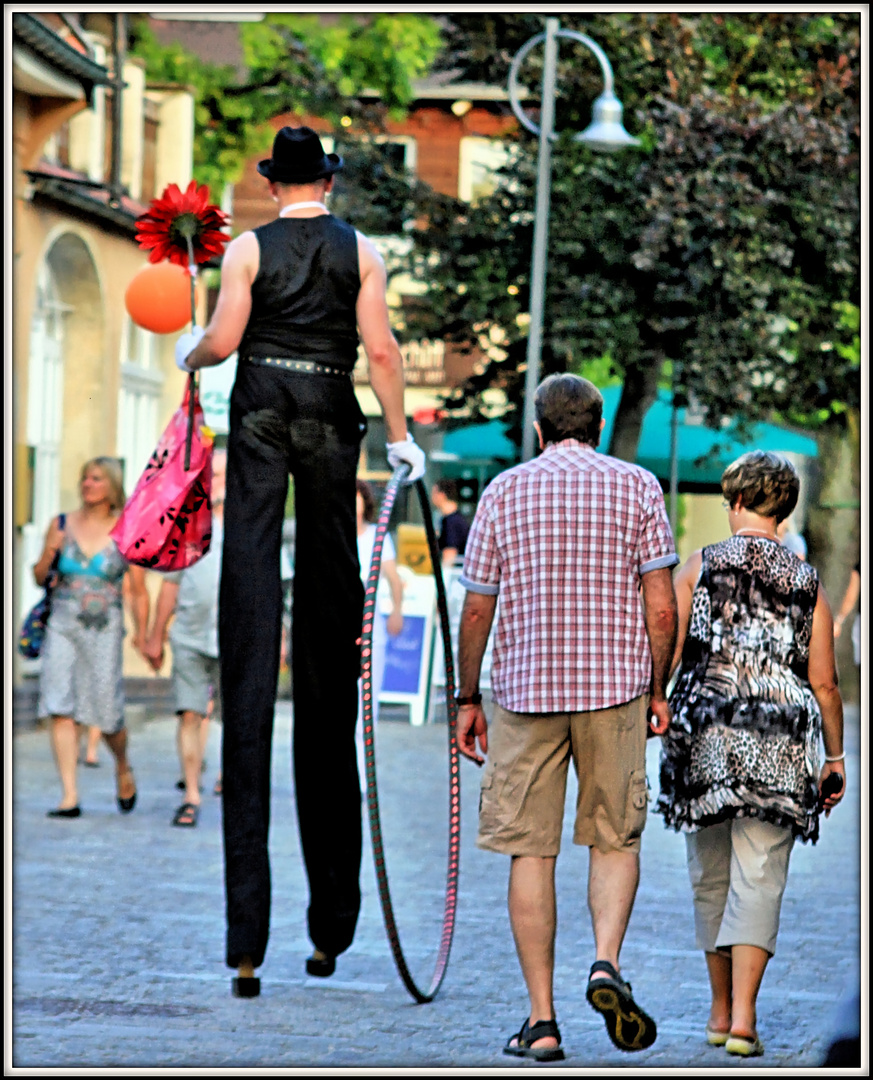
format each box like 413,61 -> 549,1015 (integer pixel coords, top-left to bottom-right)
359,464 -> 461,1003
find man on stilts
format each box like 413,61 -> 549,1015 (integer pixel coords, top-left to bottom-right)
176,126 -> 426,995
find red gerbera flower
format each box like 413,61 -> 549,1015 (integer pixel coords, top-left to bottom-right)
135,180 -> 230,269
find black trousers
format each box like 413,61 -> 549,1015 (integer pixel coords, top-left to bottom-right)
219,361 -> 367,970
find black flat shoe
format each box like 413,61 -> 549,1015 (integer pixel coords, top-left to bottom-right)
47,806 -> 81,818
306,953 -> 336,978
231,976 -> 260,998
117,769 -> 137,813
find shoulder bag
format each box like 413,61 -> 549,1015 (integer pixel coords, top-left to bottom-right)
18,512 -> 66,659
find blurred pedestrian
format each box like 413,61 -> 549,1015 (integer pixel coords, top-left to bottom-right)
144,450 -> 226,826
833,560 -> 860,668
820,966 -> 861,1066
776,517 -> 807,560
456,374 -> 679,1059
80,724 -> 102,768
657,451 -> 845,1058
175,126 -> 425,993
355,479 -> 404,783
34,457 -> 148,818
431,478 -> 470,569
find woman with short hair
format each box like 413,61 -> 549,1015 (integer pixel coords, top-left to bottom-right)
657,450 -> 845,1057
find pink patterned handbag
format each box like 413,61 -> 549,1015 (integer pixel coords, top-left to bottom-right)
111,385 -> 214,570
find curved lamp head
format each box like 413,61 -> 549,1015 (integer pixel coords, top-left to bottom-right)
576,91 -> 640,151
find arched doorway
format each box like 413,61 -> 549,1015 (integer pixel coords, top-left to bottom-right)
19,258 -> 69,647
19,232 -> 104,667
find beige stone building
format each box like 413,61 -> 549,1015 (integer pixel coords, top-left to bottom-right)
11,11 -> 201,695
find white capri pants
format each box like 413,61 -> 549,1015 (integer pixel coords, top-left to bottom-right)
685,817 -> 795,957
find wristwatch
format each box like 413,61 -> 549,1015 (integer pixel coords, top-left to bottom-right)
455,692 -> 482,706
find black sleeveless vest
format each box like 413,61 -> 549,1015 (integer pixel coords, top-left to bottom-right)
239,215 -> 361,371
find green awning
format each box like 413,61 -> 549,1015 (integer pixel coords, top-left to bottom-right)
602,388 -> 818,486
442,388 -> 818,487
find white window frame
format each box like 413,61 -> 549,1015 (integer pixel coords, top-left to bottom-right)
117,316 -> 163,490
20,260 -> 70,663
325,133 -> 417,238
322,133 -> 417,175
26,261 -> 69,528
458,137 -> 512,204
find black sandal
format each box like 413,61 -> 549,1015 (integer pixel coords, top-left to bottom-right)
503,1017 -> 565,1062
171,802 -> 199,827
586,960 -> 656,1052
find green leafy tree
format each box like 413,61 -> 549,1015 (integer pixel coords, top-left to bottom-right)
129,14 -> 441,197
404,12 -> 860,459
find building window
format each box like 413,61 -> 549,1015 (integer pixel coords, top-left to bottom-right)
458,137 -> 511,204
42,124 -> 71,168
117,316 -> 163,489
328,135 -> 417,237
141,97 -> 160,202
26,261 -> 69,530
19,260 -> 70,650
123,315 -> 155,371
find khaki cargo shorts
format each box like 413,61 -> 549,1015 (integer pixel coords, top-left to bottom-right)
172,642 -> 222,721
477,696 -> 649,857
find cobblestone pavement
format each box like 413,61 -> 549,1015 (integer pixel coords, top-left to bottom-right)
9,702 -> 864,1072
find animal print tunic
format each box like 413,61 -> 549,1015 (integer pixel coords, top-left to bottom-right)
38,533 -> 129,734
657,535 -> 823,843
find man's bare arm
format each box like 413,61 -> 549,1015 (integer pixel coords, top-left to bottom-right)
833,568 -> 860,638
186,232 -> 258,371
640,565 -> 679,734
456,590 -> 497,764
355,234 -> 408,444
142,579 -> 180,672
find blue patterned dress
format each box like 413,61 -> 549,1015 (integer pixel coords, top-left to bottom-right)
38,532 -> 129,734
657,535 -> 823,843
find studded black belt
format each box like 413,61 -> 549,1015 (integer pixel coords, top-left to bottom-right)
245,355 -> 352,378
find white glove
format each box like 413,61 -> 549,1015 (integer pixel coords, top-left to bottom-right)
386,434 -> 426,483
175,326 -> 205,373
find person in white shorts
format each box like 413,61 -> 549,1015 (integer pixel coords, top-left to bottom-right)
144,450 -> 226,826
354,479 -> 404,788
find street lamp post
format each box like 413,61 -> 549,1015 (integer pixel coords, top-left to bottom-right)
508,19 -> 639,461
669,366 -> 681,537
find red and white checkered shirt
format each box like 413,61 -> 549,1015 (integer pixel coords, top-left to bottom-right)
460,440 -> 679,713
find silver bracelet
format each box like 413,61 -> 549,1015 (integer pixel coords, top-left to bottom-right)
825,752 -> 845,762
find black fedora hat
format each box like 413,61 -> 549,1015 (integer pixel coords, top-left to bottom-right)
257,126 -> 344,184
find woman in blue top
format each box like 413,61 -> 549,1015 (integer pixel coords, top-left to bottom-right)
33,457 -> 149,818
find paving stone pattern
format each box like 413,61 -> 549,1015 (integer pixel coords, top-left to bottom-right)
10,702 -> 863,1071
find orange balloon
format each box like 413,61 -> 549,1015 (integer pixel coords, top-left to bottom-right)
125,262 -> 198,334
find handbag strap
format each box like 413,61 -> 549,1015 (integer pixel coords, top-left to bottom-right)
47,513 -> 67,582
54,513 -> 66,558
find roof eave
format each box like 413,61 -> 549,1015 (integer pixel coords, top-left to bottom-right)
25,173 -> 144,235
12,13 -> 112,105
